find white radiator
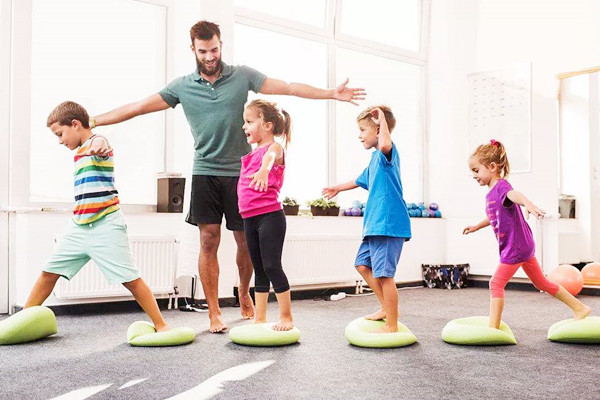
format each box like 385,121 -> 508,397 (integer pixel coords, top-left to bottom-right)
54,236 -> 178,299
282,234 -> 362,286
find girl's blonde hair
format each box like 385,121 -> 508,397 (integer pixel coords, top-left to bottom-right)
471,139 -> 510,178
246,99 -> 291,148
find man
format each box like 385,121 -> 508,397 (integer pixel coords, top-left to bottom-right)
92,20 -> 365,333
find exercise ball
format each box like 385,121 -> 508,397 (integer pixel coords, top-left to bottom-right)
582,262 -> 600,285
548,264 -> 583,296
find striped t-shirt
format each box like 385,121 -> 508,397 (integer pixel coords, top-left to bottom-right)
72,135 -> 120,225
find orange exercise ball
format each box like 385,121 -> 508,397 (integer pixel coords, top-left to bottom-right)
548,264 -> 583,296
582,262 -> 600,286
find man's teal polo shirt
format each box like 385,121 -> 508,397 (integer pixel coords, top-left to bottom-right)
159,63 -> 266,176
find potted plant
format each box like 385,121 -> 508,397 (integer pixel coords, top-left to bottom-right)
307,197 -> 340,216
282,197 -> 300,216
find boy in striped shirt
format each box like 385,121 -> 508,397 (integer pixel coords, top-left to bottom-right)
24,101 -> 168,333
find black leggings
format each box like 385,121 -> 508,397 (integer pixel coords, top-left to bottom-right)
243,210 -> 289,293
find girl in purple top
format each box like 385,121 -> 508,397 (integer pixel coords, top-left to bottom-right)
237,99 -> 293,331
463,140 -> 591,329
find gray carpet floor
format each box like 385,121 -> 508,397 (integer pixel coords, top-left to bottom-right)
1,287 -> 600,400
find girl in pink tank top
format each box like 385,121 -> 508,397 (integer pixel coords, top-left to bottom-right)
237,99 -> 294,331
463,140 -> 591,330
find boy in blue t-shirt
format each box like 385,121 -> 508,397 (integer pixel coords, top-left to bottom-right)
323,105 -> 411,333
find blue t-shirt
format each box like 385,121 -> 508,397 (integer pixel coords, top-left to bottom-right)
355,143 -> 411,239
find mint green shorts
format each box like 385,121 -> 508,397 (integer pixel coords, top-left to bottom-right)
43,210 -> 140,285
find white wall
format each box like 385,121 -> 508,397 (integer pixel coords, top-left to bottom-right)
10,211 -> 444,307
428,0 -> 600,274
9,0 -> 600,309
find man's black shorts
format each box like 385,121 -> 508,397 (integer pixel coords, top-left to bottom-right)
185,175 -> 243,231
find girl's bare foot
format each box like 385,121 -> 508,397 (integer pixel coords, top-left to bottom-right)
155,324 -> 169,333
364,309 -> 386,320
574,305 -> 591,320
272,318 -> 294,331
254,317 -> 267,324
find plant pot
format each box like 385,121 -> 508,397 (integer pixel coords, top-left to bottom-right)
283,205 -> 299,216
311,206 -> 340,216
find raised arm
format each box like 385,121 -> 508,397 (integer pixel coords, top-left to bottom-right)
259,77 -> 366,106
506,190 -> 546,219
92,93 -> 170,127
322,180 -> 359,199
247,142 -> 284,192
370,107 -> 392,155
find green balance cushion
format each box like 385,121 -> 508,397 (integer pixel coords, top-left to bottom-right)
0,306 -> 57,345
229,323 -> 300,346
127,321 -> 195,347
547,316 -> 600,343
441,316 -> 517,345
344,317 -> 417,348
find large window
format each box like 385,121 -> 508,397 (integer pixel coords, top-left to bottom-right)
233,24 -> 329,202
29,0 -> 167,204
234,0 -> 428,206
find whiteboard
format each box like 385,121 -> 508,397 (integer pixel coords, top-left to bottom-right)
468,64 -> 531,173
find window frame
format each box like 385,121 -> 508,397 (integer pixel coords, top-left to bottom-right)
234,0 -> 430,201
10,0 -> 175,212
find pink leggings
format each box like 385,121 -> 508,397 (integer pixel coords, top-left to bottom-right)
489,256 -> 559,298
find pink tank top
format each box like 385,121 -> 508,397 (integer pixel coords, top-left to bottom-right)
237,144 -> 285,219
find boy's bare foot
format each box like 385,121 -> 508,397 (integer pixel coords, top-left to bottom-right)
364,309 -> 386,320
371,325 -> 398,333
209,314 -> 228,333
240,293 -> 255,320
272,318 -> 294,331
254,317 -> 267,324
155,324 -> 169,333
574,305 -> 591,320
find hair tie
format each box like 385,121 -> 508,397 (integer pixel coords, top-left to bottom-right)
490,139 -> 498,147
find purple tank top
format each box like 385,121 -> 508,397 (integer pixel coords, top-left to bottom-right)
486,179 -> 535,264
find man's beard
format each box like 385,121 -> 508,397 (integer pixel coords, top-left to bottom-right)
196,57 -> 222,77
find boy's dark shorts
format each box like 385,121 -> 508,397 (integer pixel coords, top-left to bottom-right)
186,175 -> 244,231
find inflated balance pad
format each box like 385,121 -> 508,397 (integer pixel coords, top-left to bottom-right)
344,317 -> 417,348
0,306 -> 57,345
441,316 -> 517,345
229,323 -> 300,346
127,321 -> 195,347
547,316 -> 600,344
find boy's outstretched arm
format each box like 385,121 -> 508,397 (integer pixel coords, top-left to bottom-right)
506,190 -> 546,219
463,218 -> 490,235
322,180 -> 359,199
371,107 -> 392,155
260,78 -> 366,106
93,93 -> 170,127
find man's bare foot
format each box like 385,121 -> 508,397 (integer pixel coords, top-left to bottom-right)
209,314 -> 228,333
371,325 -> 398,333
574,305 -> 592,320
272,317 -> 294,331
364,309 -> 386,321
240,293 -> 255,320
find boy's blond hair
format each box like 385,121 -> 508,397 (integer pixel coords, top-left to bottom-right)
356,105 -> 396,132
46,101 -> 90,128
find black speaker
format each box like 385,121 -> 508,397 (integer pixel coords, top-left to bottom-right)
157,177 -> 185,213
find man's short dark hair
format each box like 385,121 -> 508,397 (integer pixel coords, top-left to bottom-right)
190,20 -> 221,43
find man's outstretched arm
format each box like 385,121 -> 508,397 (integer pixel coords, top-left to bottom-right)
259,77 -> 366,106
92,93 -> 170,127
